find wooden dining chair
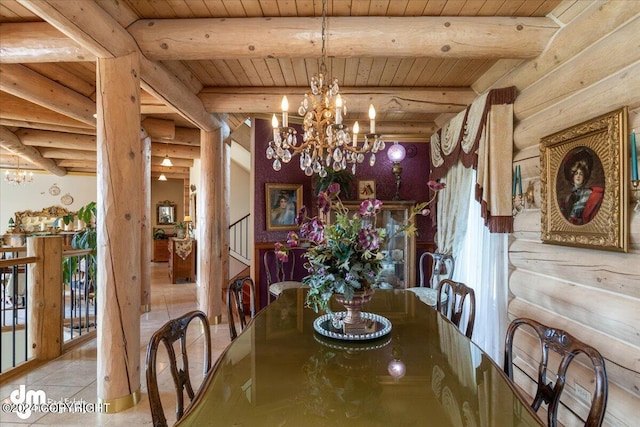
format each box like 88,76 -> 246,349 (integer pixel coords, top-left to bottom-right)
145,310 -> 212,427
419,251 -> 454,288
263,248 -> 306,302
504,317 -> 608,427
227,276 -> 256,340
436,279 -> 475,339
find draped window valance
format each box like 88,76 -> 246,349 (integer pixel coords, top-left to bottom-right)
430,86 -> 517,233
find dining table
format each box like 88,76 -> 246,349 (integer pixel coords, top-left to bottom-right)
177,288 -> 542,426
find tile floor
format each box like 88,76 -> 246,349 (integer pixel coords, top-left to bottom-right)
0,263 -> 232,426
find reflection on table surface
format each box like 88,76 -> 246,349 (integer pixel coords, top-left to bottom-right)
177,288 -> 542,427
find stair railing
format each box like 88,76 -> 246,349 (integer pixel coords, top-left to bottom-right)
229,214 -> 250,261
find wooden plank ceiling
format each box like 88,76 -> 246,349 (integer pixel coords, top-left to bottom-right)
0,0 -> 562,179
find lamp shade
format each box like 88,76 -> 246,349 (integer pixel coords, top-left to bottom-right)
184,215 -> 192,222
158,174 -> 167,181
160,155 -> 173,167
387,142 -> 406,162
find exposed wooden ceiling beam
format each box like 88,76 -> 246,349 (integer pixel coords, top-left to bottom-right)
200,87 -> 476,115
128,16 -> 558,60
1,17 -> 558,63
151,142 -> 200,160
151,172 -> 189,180
0,126 -> 67,176
0,22 -> 95,63
55,157 -> 193,169
16,0 -> 225,132
0,119 -> 95,135
14,129 -> 199,161
0,92 -> 91,129
0,64 -> 96,125
16,129 -> 96,150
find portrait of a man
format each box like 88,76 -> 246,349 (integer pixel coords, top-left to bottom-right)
556,147 -> 605,225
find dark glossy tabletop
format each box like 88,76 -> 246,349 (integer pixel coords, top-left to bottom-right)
177,288 -> 542,427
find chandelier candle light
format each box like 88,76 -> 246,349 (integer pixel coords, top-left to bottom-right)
266,0 -> 384,178
4,158 -> 34,185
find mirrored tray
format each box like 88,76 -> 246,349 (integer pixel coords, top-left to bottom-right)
314,333 -> 391,352
313,311 -> 392,342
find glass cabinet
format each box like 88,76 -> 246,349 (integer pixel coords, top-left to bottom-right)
339,201 -> 416,289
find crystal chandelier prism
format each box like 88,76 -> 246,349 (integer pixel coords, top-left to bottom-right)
266,0 -> 384,178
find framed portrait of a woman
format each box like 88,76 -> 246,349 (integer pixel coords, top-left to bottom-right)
266,183 -> 303,231
540,107 -> 629,252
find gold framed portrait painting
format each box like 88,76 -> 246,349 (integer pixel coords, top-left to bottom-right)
540,107 -> 629,252
266,183 -> 303,231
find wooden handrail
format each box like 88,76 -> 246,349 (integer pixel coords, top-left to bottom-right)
0,256 -> 37,268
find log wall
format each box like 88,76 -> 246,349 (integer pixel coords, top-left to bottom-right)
481,2 -> 640,425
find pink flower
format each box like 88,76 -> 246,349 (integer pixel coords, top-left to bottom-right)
286,231 -> 300,247
274,242 -> 289,263
358,225 -> 380,250
358,199 -> 382,218
317,191 -> 332,214
326,183 -> 340,197
295,206 -> 307,226
301,218 -> 325,244
427,180 -> 446,191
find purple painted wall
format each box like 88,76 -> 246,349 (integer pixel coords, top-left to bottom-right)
254,118 -> 436,244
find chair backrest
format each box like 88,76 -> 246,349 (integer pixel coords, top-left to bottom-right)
145,310 -> 212,427
419,252 -> 454,288
227,276 -> 256,340
504,317 -> 608,427
263,249 -> 297,286
436,279 -> 475,339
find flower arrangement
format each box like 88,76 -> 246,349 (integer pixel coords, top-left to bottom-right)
275,180 -> 445,313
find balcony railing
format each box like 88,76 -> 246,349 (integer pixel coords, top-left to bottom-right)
62,249 -> 97,342
0,247 -> 33,373
0,236 -> 97,376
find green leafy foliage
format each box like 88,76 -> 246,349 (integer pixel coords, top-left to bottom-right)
313,168 -> 353,199
62,201 -> 97,288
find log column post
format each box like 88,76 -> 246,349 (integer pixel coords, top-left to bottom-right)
95,51 -> 142,412
197,128 -> 226,324
140,132 -> 151,312
26,235 -> 63,361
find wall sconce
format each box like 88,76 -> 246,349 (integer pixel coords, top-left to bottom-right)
387,142 -> 406,200
512,165 -> 534,216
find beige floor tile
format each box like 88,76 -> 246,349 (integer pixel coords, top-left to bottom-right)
0,263 -> 232,426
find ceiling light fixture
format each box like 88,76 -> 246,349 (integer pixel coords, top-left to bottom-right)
158,173 -> 167,181
4,158 -> 34,185
160,155 -> 173,167
160,140 -> 173,167
266,0 -> 384,177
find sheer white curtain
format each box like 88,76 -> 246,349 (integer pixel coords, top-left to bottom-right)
435,162 -> 474,255
453,170 -> 509,364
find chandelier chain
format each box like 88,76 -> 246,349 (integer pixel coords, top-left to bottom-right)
266,0 -> 384,177
320,0 -> 327,76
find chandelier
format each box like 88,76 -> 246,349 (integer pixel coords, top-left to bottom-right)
4,158 -> 34,185
266,0 -> 384,177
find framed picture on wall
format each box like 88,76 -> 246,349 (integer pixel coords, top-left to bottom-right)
357,180 -> 376,200
540,107 -> 628,252
266,183 -> 303,231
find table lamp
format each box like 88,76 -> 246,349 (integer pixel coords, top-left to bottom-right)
184,215 -> 192,237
